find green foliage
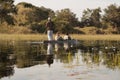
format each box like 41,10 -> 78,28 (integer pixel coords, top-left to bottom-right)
54,20 -> 82,33
103,4 -> 120,33
0,1 -> 120,34
0,0 -> 16,24
91,8 -> 101,28
40,6 -> 55,19
56,8 -> 79,27
54,20 -> 70,33
81,8 -> 93,26
29,23 -> 45,33
53,8 -> 80,33
28,20 -> 46,33
17,2 -> 34,8
15,2 -> 54,26
81,8 -> 101,28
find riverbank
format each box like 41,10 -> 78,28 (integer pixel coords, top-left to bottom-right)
0,34 -> 120,41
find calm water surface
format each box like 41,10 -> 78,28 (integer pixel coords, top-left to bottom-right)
0,40 -> 120,80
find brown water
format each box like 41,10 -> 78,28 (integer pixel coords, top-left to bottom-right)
0,40 -> 120,80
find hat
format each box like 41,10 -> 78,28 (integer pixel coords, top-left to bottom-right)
48,17 -> 51,20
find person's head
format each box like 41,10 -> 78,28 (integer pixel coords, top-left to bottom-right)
46,54 -> 53,67
48,17 -> 51,21
66,33 -> 69,35
56,32 -> 60,35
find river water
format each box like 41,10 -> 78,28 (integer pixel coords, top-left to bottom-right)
0,40 -> 120,80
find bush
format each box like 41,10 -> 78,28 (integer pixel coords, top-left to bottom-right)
29,23 -> 45,33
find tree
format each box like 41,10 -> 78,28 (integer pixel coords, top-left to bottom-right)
40,6 -> 55,19
55,8 -> 79,27
81,8 -> 93,26
0,0 -> 16,24
15,2 -> 55,26
27,6 -> 55,23
91,8 -> 101,28
103,4 -> 120,33
54,20 -> 73,33
81,8 -> 101,27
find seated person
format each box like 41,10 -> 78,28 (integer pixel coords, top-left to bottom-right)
63,33 -> 71,40
55,32 -> 63,41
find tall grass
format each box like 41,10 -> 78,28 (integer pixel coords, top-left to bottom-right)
0,34 -> 120,41
71,34 -> 120,41
0,34 -> 47,41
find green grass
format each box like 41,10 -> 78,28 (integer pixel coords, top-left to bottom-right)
0,34 -> 120,41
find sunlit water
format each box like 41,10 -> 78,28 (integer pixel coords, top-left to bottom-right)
0,40 -> 120,80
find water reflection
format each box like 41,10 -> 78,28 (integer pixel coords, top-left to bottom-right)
0,40 -> 120,79
46,43 -> 54,67
0,41 -> 15,79
47,43 -> 53,55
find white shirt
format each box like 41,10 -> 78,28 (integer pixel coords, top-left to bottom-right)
64,35 -> 69,40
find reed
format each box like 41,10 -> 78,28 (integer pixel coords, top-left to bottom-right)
0,34 -> 47,41
0,34 -> 120,41
71,34 -> 120,41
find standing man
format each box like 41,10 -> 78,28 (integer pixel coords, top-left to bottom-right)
46,17 -> 54,41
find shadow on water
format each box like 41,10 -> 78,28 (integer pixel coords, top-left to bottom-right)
0,40 -> 15,79
0,40 -> 120,79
